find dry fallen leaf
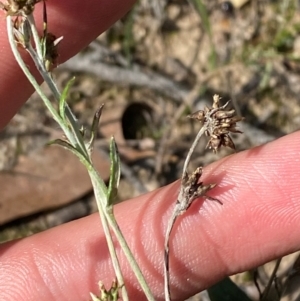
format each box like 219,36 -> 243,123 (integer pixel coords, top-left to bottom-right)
0,146 -> 110,225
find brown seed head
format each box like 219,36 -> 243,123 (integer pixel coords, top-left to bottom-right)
188,94 -> 244,153
0,0 -> 41,16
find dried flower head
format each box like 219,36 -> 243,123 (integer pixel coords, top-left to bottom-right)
188,94 -> 244,153
178,166 -> 222,214
12,17 -> 31,48
0,0 -> 41,16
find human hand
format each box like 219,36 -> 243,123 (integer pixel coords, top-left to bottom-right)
1,1 -> 300,300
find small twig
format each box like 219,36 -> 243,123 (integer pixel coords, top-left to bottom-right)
261,258 -> 282,301
253,269 -> 263,299
62,48 -> 243,104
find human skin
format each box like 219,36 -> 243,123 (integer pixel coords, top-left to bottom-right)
0,1 -> 300,301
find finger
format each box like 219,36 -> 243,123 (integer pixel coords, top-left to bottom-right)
1,131 -> 300,301
0,0 -> 135,129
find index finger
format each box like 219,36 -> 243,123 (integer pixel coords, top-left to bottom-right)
1,131 -> 300,301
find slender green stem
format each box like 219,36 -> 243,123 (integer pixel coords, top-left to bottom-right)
46,134 -> 128,300
7,15 -> 127,296
7,17 -> 86,158
90,174 -> 129,301
89,167 -> 156,301
27,14 -> 43,60
6,17 -> 65,135
6,16 -> 83,150
25,16 -> 89,158
25,41 -> 88,158
8,11 -> 155,301
107,213 -> 156,301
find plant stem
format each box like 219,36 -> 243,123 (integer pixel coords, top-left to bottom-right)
90,173 -> 129,301
6,17 -> 82,152
7,14 -> 129,298
27,14 -> 43,60
261,257 -> 282,301
6,17 -> 65,132
163,209 -> 177,301
181,125 -> 207,177
108,213 -> 156,301
7,12 -> 156,301
25,16 -> 89,159
89,167 -> 156,301
164,124 -> 207,301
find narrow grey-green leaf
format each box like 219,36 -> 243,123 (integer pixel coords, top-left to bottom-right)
207,277 -> 253,301
47,138 -> 70,147
49,139 -> 92,169
88,104 -> 105,152
107,137 -> 121,206
59,77 -> 75,122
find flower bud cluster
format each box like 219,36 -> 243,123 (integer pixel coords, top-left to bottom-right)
188,94 -> 243,152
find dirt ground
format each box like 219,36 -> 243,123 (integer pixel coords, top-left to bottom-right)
0,0 -> 300,300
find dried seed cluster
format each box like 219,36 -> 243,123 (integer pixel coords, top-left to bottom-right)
188,94 -> 243,152
1,0 -> 63,71
0,0 -> 41,15
180,166 -> 222,213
